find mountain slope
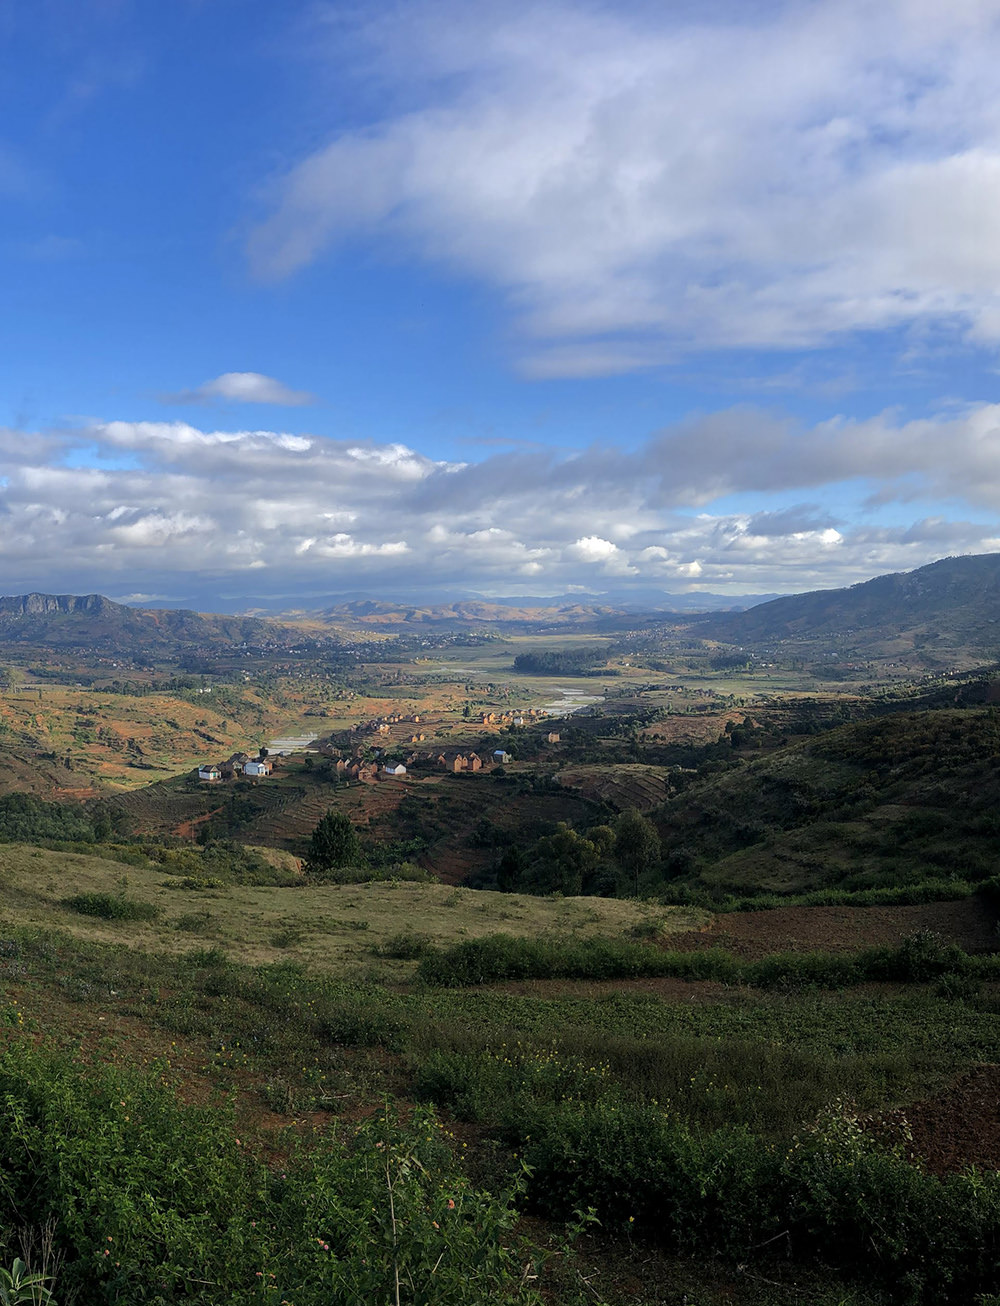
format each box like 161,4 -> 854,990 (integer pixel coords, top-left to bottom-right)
0,592 -> 304,658
704,554 -> 1000,659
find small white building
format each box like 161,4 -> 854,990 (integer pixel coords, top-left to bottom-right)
383,762 -> 407,776
493,749 -> 511,764
198,764 -> 221,782
244,758 -> 272,777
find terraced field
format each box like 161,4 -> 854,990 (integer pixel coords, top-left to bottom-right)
556,762 -> 673,811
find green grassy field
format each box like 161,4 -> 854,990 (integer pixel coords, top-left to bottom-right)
0,842 -> 692,973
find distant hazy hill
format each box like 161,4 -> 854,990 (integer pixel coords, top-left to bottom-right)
703,553 -> 1000,661
319,599 -> 630,628
317,591 -> 774,630
0,592 -> 298,657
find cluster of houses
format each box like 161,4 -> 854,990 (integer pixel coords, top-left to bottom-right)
480,708 -> 547,726
196,751 -> 273,783
352,712 -> 423,737
323,747 -> 514,784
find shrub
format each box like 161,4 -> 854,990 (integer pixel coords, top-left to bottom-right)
378,931 -> 433,960
0,1042 -> 557,1305
61,892 -> 159,922
417,930 -> 993,991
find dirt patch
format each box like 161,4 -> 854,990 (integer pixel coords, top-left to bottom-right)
668,898 -> 999,959
173,807 -> 220,840
865,1064 -> 1000,1176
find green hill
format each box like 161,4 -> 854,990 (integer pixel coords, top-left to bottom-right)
654,706 -> 1000,895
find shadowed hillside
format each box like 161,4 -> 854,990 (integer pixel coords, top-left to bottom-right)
654,706 -> 1000,896
0,592 -> 310,658
703,553 -> 1000,667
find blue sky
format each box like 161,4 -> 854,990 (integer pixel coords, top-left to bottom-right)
3,0 -> 1000,608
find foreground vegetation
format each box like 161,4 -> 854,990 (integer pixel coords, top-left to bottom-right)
2,901 -> 1000,1302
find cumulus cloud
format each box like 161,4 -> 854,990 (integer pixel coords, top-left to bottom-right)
248,0 -> 1000,374
0,402 -> 999,601
165,372 -> 315,406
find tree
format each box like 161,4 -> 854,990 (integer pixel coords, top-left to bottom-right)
305,810 -> 363,878
496,846 -> 525,893
613,808 -> 661,896
587,824 -> 616,859
529,823 -> 598,895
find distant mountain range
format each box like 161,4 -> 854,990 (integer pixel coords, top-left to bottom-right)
311,590 -> 780,629
238,589 -> 782,619
704,553 -> 1000,664
0,593 -> 301,659
5,552 -> 1000,665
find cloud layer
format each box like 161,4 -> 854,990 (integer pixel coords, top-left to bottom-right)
248,0 -> 1000,375
2,403 -> 1000,603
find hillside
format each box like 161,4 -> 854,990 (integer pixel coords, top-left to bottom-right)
654,705 -> 1000,895
703,553 -> 1000,666
0,842 -> 674,972
0,592 -> 310,660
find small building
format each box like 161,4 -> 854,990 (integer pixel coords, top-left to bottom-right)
382,762 -> 407,777
467,752 -> 483,772
197,764 -> 221,782
244,758 -> 273,778
547,732 -> 561,744
493,750 -> 511,764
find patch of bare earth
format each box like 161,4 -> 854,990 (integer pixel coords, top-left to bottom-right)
668,898 -> 999,959
865,1064 -> 1000,1176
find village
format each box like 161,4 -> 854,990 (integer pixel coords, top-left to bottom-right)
195,706 -> 561,786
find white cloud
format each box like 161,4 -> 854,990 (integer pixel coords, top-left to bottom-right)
166,372 -> 315,406
248,0 -> 1000,374
571,536 -> 619,562
0,400 -> 998,601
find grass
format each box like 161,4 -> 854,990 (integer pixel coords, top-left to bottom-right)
0,842 -> 699,973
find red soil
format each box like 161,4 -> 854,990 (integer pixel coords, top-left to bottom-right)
866,1064 -> 1000,1176
668,899 -> 999,959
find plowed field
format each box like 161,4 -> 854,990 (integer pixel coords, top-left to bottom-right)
669,898 -> 998,958
867,1064 -> 1000,1175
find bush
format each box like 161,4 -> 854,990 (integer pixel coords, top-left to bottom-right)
61,892 -> 159,922
378,931 -> 433,960
0,1042 -> 558,1305
417,930 -> 994,990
